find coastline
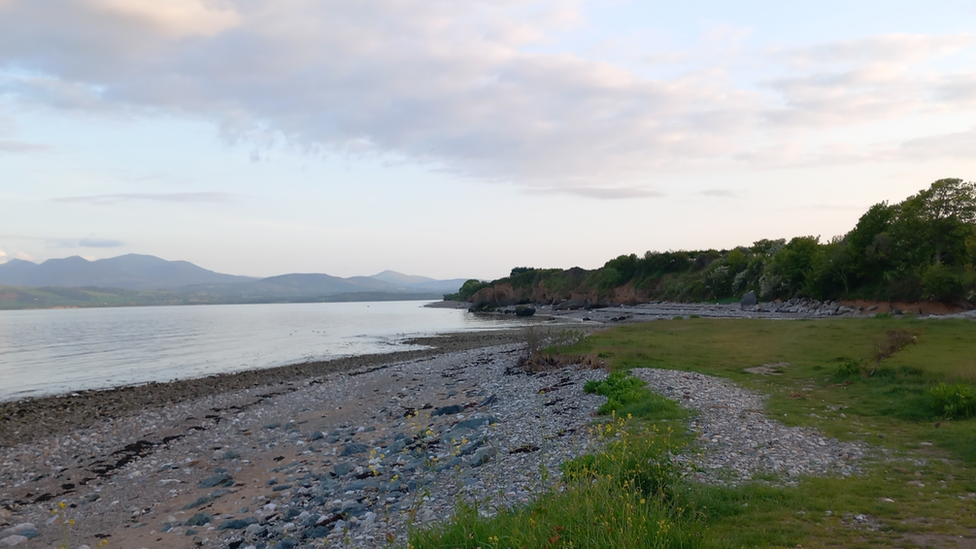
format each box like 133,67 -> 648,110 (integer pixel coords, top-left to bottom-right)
0,329 -> 528,448
7,297 -> 973,449
0,334 -> 607,549
3,307 -> 971,547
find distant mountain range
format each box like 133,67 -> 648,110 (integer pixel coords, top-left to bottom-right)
0,254 -> 255,290
0,254 -> 470,309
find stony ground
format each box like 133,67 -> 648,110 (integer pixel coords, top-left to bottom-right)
5,301 -> 965,549
0,342 -> 607,549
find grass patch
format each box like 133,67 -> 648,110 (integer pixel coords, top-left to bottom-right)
559,316 -> 976,465
408,317 -> 976,548
584,371 -> 687,419
408,419 -> 702,549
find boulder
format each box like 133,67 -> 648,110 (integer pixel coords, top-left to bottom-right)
740,291 -> 758,307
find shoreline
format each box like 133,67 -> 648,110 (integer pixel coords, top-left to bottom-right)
8,298 -> 973,448
0,329 -> 529,448
0,338 -> 607,548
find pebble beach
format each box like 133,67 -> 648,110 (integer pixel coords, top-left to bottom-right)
3,301 -> 946,548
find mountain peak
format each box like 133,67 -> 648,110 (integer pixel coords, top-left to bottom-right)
370,270 -> 436,286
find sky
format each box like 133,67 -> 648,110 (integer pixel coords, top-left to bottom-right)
1,0 -> 975,280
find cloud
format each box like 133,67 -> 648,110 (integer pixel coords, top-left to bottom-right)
0,139 -> 48,153
700,189 -> 736,198
1,4 -> 974,189
52,192 -> 236,204
897,127 -> 976,160
781,33 -> 976,67
0,249 -> 33,263
526,186 -> 664,199
78,238 -> 122,247
84,0 -> 242,38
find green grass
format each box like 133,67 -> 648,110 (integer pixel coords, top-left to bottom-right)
408,419 -> 702,549
408,317 -> 976,548
571,316 -> 976,465
583,371 -> 688,419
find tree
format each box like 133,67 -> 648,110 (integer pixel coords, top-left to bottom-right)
843,202 -> 895,288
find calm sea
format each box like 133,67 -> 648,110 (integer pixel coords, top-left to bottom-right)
0,301 -> 529,402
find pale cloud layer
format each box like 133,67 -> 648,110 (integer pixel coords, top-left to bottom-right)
1,1 -> 975,277
1,1 -> 973,191
52,192 -> 237,204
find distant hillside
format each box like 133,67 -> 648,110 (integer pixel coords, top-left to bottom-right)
370,270 -> 469,294
0,254 -> 255,290
0,255 -> 469,309
181,273 -> 402,298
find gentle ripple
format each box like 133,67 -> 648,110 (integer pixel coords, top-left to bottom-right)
0,301 -> 529,401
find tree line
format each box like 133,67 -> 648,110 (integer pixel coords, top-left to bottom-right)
450,178 -> 976,304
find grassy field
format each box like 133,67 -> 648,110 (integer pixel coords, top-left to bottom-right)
409,316 -> 976,548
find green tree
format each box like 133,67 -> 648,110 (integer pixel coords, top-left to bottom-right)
894,178 -> 976,267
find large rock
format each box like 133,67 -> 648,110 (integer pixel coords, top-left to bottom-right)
740,291 -> 758,307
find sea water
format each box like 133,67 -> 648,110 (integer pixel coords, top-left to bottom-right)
0,301 -> 529,402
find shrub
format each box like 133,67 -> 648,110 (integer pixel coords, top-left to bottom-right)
835,360 -> 864,378
922,264 -> 964,301
867,328 -> 919,376
930,382 -> 976,419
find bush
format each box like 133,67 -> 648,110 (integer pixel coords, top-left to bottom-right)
922,264 -> 964,301
835,360 -> 864,378
445,279 -> 489,301
930,382 -> 976,419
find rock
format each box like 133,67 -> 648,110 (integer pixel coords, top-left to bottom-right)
185,512 -> 212,526
198,473 -> 233,488
470,446 -> 496,467
333,462 -> 355,476
221,450 -> 241,460
340,503 -> 368,518
277,539 -> 298,549
0,535 -> 27,547
385,439 -> 407,454
182,494 -> 214,510
345,479 -> 378,492
740,291 -> 758,307
459,437 -> 485,456
553,299 -> 589,311
217,517 -> 257,530
310,431 -> 325,441
431,405 -> 463,416
0,509 -> 9,526
303,526 -> 331,539
14,530 -> 36,540
0,526 -> 33,539
341,443 -> 369,456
